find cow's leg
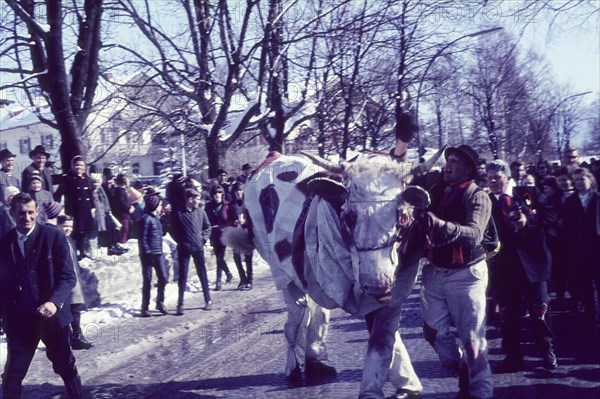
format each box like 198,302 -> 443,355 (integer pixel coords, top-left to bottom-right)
388,262 -> 423,397
305,296 -> 336,378
282,285 -> 310,380
359,306 -> 402,399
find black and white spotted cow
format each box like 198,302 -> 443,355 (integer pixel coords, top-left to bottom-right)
231,148 -> 443,399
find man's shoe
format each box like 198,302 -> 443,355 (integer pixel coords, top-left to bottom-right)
71,333 -> 94,350
116,243 -> 130,252
176,305 -> 184,316
225,273 -> 234,284
205,301 -> 212,311
237,281 -> 246,290
244,282 -> 253,290
215,281 -> 222,291
494,355 -> 523,373
140,309 -> 151,317
543,349 -> 558,370
394,388 -> 422,399
304,360 -> 336,378
156,304 -> 168,315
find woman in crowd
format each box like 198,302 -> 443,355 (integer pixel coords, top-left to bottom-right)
563,168 -> 600,328
54,155 -> 95,260
205,184 -> 234,291
228,181 -> 254,290
113,173 -> 134,249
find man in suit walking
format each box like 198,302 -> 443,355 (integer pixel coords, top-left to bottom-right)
0,193 -> 83,398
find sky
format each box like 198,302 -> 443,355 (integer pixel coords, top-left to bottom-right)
516,7 -> 600,103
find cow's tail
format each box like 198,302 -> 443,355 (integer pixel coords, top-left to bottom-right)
221,226 -> 255,252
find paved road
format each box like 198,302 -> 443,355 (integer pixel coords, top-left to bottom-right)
5,262 -> 600,399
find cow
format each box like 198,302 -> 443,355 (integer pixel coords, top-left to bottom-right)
226,147 -> 443,399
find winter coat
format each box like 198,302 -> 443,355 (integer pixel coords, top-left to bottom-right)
54,172 -> 95,234
92,186 -> 111,232
0,223 -> 76,329
205,199 -> 233,245
112,186 -> 131,220
30,189 -> 54,225
489,190 -> 553,283
139,212 -> 163,255
170,207 -> 212,252
563,190 -> 600,273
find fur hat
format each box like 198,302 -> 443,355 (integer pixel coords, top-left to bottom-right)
42,201 -> 63,219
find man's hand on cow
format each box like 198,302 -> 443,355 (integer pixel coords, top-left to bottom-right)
413,209 -> 432,231
413,209 -> 444,233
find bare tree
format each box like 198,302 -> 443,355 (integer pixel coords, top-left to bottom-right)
1,0 -> 104,166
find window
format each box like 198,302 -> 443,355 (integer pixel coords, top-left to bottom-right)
42,134 -> 54,149
153,161 -> 164,175
19,137 -> 31,154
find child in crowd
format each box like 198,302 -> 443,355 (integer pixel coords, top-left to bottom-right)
28,171 -> 53,224
57,213 -> 94,350
139,193 -> 168,317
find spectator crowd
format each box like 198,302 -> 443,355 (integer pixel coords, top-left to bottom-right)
0,140 -> 599,399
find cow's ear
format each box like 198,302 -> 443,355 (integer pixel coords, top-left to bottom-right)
307,175 -> 346,197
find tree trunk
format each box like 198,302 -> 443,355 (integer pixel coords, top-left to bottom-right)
46,3 -> 83,166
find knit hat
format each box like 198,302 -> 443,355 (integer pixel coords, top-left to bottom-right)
90,173 -> 103,182
144,194 -> 161,212
27,171 -> 43,186
42,201 -> 63,219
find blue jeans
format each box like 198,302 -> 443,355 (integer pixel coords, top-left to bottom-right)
420,260 -> 493,399
177,246 -> 210,305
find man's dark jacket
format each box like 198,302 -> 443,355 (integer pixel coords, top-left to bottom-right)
0,223 -> 76,332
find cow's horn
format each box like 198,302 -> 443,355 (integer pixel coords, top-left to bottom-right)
300,151 -> 344,174
411,145 -> 447,175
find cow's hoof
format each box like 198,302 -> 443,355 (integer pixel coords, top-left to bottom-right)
305,361 -> 336,379
286,366 -> 302,386
392,388 -> 422,399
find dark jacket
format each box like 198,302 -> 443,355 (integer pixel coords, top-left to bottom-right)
171,207 -> 212,252
563,190 -> 600,271
112,186 -> 131,220
489,190 -> 552,283
428,181 -> 492,268
54,172 -> 95,233
0,223 -> 76,331
205,200 -> 233,244
140,212 -> 163,255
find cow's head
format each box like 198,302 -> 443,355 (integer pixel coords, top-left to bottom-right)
302,149 -> 443,304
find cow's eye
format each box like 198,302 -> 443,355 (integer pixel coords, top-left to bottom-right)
342,210 -> 357,231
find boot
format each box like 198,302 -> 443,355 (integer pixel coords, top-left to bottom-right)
71,333 -> 94,350
225,272 -> 234,284
176,305 -> 184,316
63,374 -> 83,399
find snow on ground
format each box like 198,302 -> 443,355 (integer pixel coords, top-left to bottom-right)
0,239 -> 269,370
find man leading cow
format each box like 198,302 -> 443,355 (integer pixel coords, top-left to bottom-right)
240,113 -> 439,399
